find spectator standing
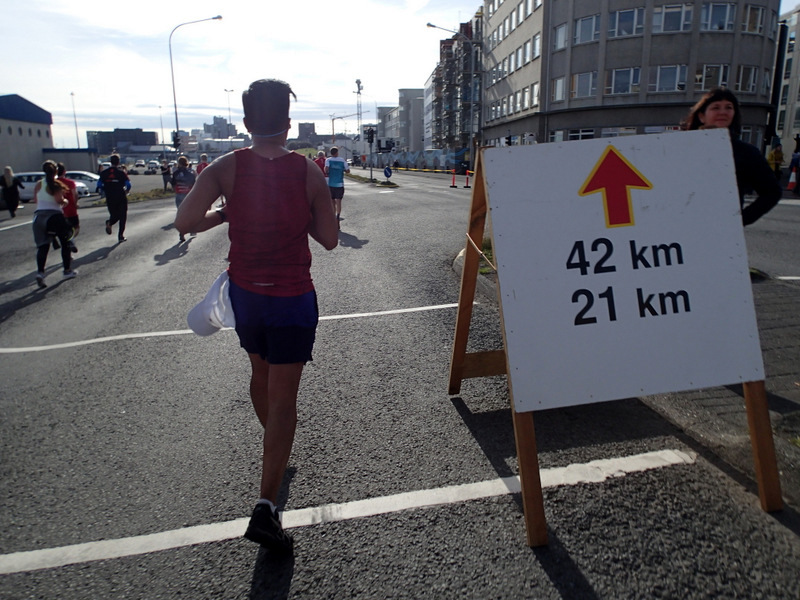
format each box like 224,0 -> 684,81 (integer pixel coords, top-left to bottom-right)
161,161 -> 172,192
767,144 -> 784,183
1,166 -> 24,218
172,155 -> 197,242
99,154 -> 132,242
196,154 -> 210,175
175,78 -> 337,555
324,146 -> 350,227
31,160 -> 77,287
57,163 -> 79,253
681,88 -> 780,226
313,150 -> 326,174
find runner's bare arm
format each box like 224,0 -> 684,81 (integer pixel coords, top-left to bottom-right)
307,160 -> 338,250
175,157 -> 232,234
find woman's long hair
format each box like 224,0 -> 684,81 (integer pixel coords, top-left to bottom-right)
3,166 -> 13,188
42,160 -> 68,195
681,87 -> 742,135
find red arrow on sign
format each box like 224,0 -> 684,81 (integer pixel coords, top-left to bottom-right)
578,145 -> 653,227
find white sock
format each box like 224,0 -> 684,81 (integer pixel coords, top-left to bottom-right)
256,498 -> 276,512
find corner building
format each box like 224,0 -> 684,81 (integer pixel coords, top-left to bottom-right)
482,0 -> 780,147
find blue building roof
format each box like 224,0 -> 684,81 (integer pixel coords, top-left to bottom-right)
0,95 -> 52,125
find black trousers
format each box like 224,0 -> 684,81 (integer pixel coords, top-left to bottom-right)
106,195 -> 128,237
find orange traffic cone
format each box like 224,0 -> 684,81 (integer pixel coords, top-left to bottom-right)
788,167 -> 796,191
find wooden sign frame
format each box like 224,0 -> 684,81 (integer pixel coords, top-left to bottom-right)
449,149 -> 782,548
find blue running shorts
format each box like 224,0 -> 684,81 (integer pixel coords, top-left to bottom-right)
228,281 -> 318,364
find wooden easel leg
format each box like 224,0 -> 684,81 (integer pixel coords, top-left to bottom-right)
743,380 -> 783,512
512,409 -> 548,546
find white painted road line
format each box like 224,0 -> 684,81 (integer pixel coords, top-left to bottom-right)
0,303 -> 461,354
0,449 -> 695,575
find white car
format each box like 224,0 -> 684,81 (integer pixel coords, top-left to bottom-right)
13,172 -> 89,201
65,171 -> 101,195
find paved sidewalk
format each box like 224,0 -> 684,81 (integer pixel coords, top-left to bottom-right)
454,253 -> 800,513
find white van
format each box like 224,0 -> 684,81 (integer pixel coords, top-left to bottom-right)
147,160 -> 160,170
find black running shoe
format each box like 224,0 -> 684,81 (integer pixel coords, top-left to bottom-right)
243,504 -> 294,555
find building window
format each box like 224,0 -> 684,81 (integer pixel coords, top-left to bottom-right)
522,86 -> 530,109
794,107 -> 800,129
525,0 -> 532,18
781,84 -> 790,105
653,4 -> 693,33
37,129 -> 41,137
509,52 -> 516,73
516,46 -> 524,69
502,97 -> 508,116
700,3 -> 736,31
742,5 -> 765,34
531,82 -> 540,106
695,64 -> 729,89
552,77 -> 566,101
569,129 -> 595,140
550,130 -> 565,142
762,69 -> 770,96
574,15 -> 600,44
554,23 -> 567,50
785,57 -> 793,79
601,127 -> 639,137
7,126 -> 10,135
649,65 -> 688,91
789,31 -> 796,53
532,32 -> 541,58
778,109 -> 785,130
572,71 -> 598,97
524,40 -> 532,63
606,67 -> 641,94
535,0 -> 542,9
502,57 -> 508,79
608,8 -> 645,38
18,127 -> 23,135
736,65 -> 758,93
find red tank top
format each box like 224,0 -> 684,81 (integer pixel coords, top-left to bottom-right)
226,149 -> 313,296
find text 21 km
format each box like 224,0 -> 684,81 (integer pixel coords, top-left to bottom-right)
567,237 -> 691,326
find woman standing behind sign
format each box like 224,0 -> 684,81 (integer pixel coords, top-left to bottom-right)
682,88 -> 780,226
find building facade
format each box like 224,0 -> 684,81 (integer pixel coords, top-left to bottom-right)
0,95 -> 54,172
86,129 -> 159,155
776,7 -> 800,156
482,0 -> 780,148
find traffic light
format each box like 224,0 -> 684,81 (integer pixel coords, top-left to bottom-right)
366,127 -> 374,144
505,135 -> 512,146
172,132 -> 181,150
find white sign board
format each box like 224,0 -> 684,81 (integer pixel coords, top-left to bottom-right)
485,129 -> 764,412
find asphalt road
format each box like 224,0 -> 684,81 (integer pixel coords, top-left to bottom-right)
1,171 -> 799,599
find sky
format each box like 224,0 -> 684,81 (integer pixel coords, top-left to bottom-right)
4,0 -> 799,149
3,0 -> 480,148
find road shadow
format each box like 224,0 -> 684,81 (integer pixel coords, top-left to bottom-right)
248,551 -> 294,600
154,239 -> 192,265
532,529 -> 601,600
338,231 -> 368,249
0,244 -> 119,325
724,384 -> 800,415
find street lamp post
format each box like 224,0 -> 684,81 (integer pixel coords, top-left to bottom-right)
70,92 -> 80,148
224,88 -> 234,150
427,22 -> 479,171
169,15 -> 222,152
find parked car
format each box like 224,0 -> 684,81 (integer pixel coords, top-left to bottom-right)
135,160 -> 146,168
15,172 -> 44,202
64,171 -> 101,195
13,172 -> 89,202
